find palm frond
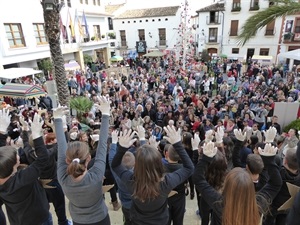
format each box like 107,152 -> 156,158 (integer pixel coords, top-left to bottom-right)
70,96 -> 93,113
237,3 -> 300,46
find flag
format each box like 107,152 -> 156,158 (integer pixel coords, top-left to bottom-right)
82,10 -> 89,37
59,14 -> 66,39
75,9 -> 84,37
68,9 -> 75,37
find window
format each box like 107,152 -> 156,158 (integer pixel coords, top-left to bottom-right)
250,0 -> 259,10
93,0 -> 96,5
295,18 -> 300,33
208,28 -> 218,42
230,20 -> 239,36
158,19 -> 161,21
128,21 -> 130,23
265,20 -> 275,35
208,11 -> 219,24
85,0 -> 88,4
4,23 -> 26,48
232,48 -> 239,54
60,0 -> 65,4
159,28 -> 166,45
67,0 -> 71,7
108,17 -> 113,30
232,0 -> 241,11
120,30 -> 127,46
93,25 -> 101,39
138,29 -> 145,41
33,23 -> 47,45
259,48 -> 269,56
97,0 -> 100,6
165,18 -> 168,21
146,20 -> 148,22
152,19 -> 155,22
139,20 -> 142,23
80,0 -> 83,4
134,21 -> 136,23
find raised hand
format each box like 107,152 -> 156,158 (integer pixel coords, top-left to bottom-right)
97,96 -> 111,116
149,135 -> 159,149
203,141 -> 218,158
61,115 -> 67,129
234,129 -> 246,142
31,113 -> 44,139
264,127 -> 277,143
136,126 -> 146,141
215,127 -> 224,144
258,143 -> 278,157
0,109 -> 11,133
118,129 -> 137,148
19,116 -> 29,131
205,130 -> 214,143
111,130 -> 119,144
163,126 -> 181,145
191,133 -> 201,150
53,105 -> 68,119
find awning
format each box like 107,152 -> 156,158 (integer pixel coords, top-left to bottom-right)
143,51 -> 165,57
0,68 -> 43,79
278,49 -> 300,61
0,83 -> 46,99
252,55 -> 273,61
64,61 -> 81,71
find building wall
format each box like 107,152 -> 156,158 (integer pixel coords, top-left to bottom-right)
197,0 -> 281,63
113,10 -> 181,55
0,0 -> 112,69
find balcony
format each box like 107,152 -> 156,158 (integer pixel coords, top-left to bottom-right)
206,16 -> 221,25
249,4 -> 260,11
231,3 -> 241,12
121,40 -> 127,47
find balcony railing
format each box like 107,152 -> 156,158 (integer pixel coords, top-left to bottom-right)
158,40 -> 167,46
207,36 -> 219,43
206,15 -> 221,25
265,29 -> 275,36
249,4 -> 260,11
231,2 -> 241,12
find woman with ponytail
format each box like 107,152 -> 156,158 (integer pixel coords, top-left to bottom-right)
53,96 -> 111,225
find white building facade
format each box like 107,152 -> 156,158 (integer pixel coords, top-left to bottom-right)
0,0 -> 115,70
112,6 -> 181,58
196,0 -> 282,63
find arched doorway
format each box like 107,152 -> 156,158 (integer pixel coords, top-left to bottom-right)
207,48 -> 218,55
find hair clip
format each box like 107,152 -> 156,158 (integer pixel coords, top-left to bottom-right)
72,158 -> 80,163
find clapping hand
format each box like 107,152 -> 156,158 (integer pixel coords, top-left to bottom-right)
96,96 -> 111,116
149,135 -> 159,149
205,130 -> 214,143
163,126 -> 181,145
215,127 -> 224,144
53,105 -> 68,119
31,113 -> 44,139
118,129 -> 137,148
203,141 -> 218,158
258,143 -> 278,157
264,127 -> 277,143
191,133 -> 200,150
136,126 -> 146,141
0,109 -> 11,133
234,129 -> 246,142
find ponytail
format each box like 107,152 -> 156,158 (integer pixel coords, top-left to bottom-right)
67,158 -> 86,178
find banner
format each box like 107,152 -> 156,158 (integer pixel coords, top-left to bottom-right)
82,11 -> 89,37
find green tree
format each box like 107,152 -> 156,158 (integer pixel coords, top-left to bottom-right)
38,58 -> 53,78
83,54 -> 93,65
201,49 -> 210,62
42,0 -> 70,106
70,97 -> 93,123
238,0 -> 300,46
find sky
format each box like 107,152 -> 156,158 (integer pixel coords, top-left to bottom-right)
104,0 -> 215,14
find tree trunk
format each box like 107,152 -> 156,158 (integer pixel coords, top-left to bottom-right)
42,0 -> 70,106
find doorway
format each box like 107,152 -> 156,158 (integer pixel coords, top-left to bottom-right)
247,48 -> 255,60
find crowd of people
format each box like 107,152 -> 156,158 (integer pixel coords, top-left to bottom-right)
0,55 -> 300,225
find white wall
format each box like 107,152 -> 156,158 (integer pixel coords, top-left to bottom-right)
113,10 -> 181,52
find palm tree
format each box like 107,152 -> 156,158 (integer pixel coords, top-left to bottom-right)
41,0 -> 70,106
70,97 -> 93,123
238,0 -> 300,46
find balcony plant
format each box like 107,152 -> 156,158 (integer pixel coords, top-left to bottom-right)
250,5 -> 260,11
101,34 -> 105,39
108,32 -> 116,39
283,32 -> 294,40
232,6 -> 241,12
91,36 -> 95,41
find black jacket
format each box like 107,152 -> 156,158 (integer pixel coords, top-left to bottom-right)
0,137 -> 50,225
